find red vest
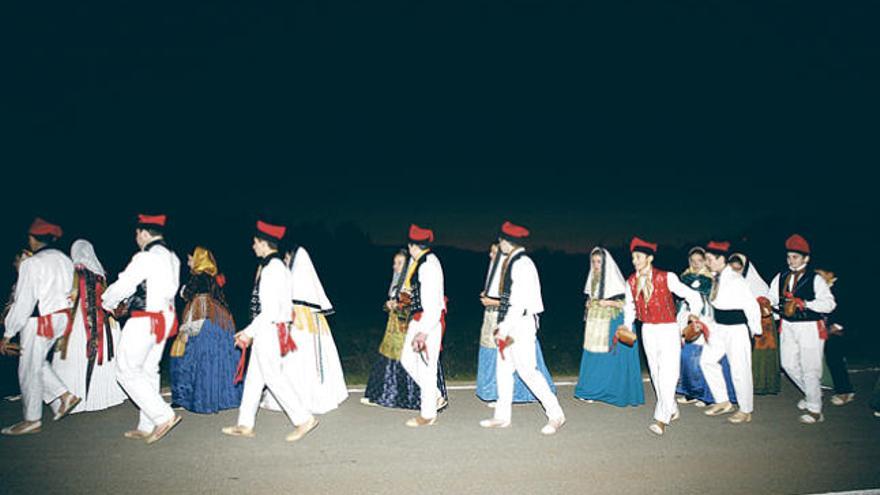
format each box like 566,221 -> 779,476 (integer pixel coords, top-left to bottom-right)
628,268 -> 677,324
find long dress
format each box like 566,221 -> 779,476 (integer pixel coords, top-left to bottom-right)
574,249 -> 644,406
742,260 -> 780,395
676,271 -> 738,404
170,274 -> 242,413
50,242 -> 126,414
364,308 -> 448,409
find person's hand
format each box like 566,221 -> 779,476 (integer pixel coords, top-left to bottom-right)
0,338 -> 17,356
234,331 -> 253,348
412,332 -> 428,352
385,300 -> 396,311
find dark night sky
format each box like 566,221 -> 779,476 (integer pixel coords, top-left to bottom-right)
1,1 -> 876,298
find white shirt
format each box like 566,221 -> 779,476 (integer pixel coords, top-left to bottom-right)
484,252 -> 506,299
623,269 -> 703,329
242,257 -> 293,339
408,252 -> 445,337
709,266 -> 763,335
497,248 -> 544,334
102,242 -> 180,314
4,248 -> 74,339
767,264 -> 837,314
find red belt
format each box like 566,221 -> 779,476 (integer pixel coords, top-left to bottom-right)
777,319 -> 828,341
130,308 -> 178,343
37,308 -> 73,339
277,322 -> 297,357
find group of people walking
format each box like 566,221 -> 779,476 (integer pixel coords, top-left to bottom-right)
0,214 -> 872,444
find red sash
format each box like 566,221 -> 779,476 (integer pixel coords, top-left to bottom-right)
277,322 -> 297,357
130,308 -> 178,344
36,308 -> 73,339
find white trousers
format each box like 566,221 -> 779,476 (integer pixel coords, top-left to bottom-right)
700,323 -> 754,413
780,320 -> 825,414
238,327 -> 312,428
18,314 -> 70,422
116,314 -> 174,432
493,315 -> 563,423
642,322 -> 681,424
400,322 -> 442,420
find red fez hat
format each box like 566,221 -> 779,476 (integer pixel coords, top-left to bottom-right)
630,236 -> 657,255
29,217 -> 63,238
706,241 -> 731,256
256,220 -> 286,242
137,214 -> 167,229
499,221 -> 530,242
785,234 -> 810,255
408,224 -> 434,244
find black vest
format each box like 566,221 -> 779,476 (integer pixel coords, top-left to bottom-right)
777,269 -> 823,322
498,250 -> 528,324
407,253 -> 431,315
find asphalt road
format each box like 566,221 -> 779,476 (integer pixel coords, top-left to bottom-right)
1,372 -> 879,495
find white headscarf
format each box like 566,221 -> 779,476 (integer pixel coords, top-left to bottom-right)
289,247 -> 333,311
732,253 -> 770,299
584,247 -> 627,299
71,239 -> 105,278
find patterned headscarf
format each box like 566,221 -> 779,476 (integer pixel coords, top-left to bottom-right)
190,246 -> 218,276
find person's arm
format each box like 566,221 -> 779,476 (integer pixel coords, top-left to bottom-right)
767,274 -> 781,307
740,281 -> 763,336
622,283 -> 635,330
239,263 -> 284,340
3,259 -> 38,340
102,252 -> 150,311
409,261 -> 444,338
806,275 -> 837,314
667,272 -> 703,316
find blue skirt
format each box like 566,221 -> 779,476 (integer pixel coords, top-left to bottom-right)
170,321 -> 243,414
475,339 -> 556,403
574,314 -> 645,407
677,342 -> 737,404
363,354 -> 448,410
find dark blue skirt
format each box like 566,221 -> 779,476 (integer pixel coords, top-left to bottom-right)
363,354 -> 448,410
170,320 -> 243,414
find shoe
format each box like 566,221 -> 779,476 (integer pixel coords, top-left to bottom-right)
221,425 -> 255,438
486,402 -> 497,409
1,420 -> 42,436
797,400 -> 808,411
694,400 -> 707,408
124,429 -> 150,439
830,393 -> 855,406
873,411 -> 880,418
405,416 -> 436,428
798,412 -> 824,424
53,394 -> 82,421
436,396 -> 448,410
648,421 -> 666,436
728,411 -> 752,424
145,415 -> 182,444
286,416 -> 319,442
676,396 -> 697,404
479,418 -> 511,428
670,411 -> 680,423
359,397 -> 377,407
541,416 -> 566,435
704,401 -> 735,416
4,394 -> 21,402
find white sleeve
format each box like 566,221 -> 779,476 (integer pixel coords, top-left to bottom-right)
740,282 -> 763,336
409,262 -> 444,337
3,260 -> 38,339
497,261 -> 533,335
102,252 -> 151,311
768,275 -> 781,307
667,272 -> 703,316
806,275 -> 837,314
241,264 -> 284,339
623,285 -> 636,330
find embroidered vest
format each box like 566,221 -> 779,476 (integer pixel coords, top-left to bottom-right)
628,268 -> 677,324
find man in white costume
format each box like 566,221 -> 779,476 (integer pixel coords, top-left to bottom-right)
768,234 -> 836,424
479,221 -> 565,435
101,214 -> 181,444
1,218 -> 79,435
399,224 -> 446,427
699,241 -> 763,424
223,220 -> 318,442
